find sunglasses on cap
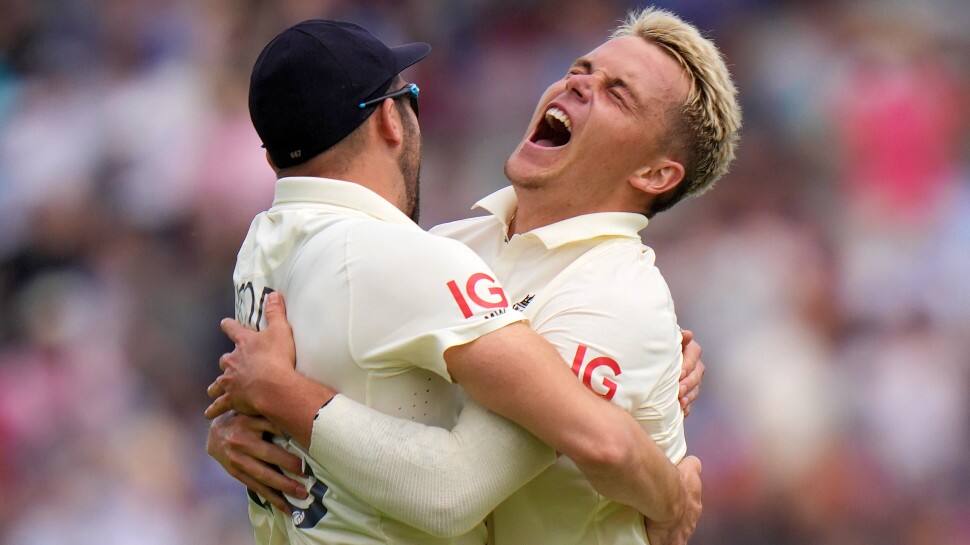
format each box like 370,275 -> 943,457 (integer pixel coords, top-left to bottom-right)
358,83 -> 420,118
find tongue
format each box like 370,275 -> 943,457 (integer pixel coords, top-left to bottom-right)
535,138 -> 557,147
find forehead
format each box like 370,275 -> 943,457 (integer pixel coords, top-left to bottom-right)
585,35 -> 689,107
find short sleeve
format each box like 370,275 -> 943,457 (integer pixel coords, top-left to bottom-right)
347,224 -> 524,381
529,255 -> 682,414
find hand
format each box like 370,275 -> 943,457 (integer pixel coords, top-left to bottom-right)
205,292 -> 298,419
678,330 -> 705,417
645,455 -> 702,545
206,411 -> 309,513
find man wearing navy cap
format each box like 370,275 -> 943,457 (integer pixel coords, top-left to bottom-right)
248,19 -> 428,220
204,18 -> 709,545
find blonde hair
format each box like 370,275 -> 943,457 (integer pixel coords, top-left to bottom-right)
612,7 -> 741,215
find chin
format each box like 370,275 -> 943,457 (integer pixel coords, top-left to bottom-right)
504,146 -> 556,190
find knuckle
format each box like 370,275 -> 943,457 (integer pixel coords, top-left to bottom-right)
227,431 -> 248,449
226,455 -> 242,470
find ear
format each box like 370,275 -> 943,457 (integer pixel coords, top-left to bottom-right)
628,159 -> 685,197
373,98 -> 405,148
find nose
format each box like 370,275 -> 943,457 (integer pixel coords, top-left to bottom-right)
565,72 -> 600,103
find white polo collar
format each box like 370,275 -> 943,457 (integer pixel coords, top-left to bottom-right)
272,177 -> 416,227
473,186 -> 649,250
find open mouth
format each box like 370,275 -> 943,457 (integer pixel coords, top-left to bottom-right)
529,106 -> 572,148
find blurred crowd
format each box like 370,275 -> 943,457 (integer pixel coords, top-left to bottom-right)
0,0 -> 967,544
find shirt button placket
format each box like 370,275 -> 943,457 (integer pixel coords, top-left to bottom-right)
496,235 -> 528,284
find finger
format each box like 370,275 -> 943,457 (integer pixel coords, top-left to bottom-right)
264,292 -> 292,334
681,329 -> 694,348
241,414 -> 285,437
205,394 -> 232,420
219,352 -> 233,372
244,436 -> 305,476
680,384 -> 699,409
682,454 -> 702,474
679,354 -> 693,382
680,342 -> 703,384
679,364 -> 702,399
679,389 -> 698,410
680,367 -> 704,397
207,377 -> 226,399
680,357 -> 705,400
236,451 -> 308,500
220,318 -> 250,345
273,292 -> 288,315
679,342 -> 700,382
235,471 -> 292,515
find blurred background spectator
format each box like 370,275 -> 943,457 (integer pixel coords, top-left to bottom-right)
0,0 -> 966,543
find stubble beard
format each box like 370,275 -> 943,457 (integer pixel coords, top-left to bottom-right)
399,118 -> 422,223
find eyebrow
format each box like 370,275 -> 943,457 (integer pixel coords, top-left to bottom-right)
572,57 -> 641,109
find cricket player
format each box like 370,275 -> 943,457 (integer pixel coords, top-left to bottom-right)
205,15 -> 728,545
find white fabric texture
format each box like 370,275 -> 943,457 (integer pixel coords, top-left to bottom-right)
308,395 -> 556,537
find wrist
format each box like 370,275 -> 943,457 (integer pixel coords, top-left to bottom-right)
259,372 -> 337,448
650,463 -> 687,526
251,368 -> 298,417
669,469 -> 688,523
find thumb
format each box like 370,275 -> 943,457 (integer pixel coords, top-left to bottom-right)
682,455 -> 702,475
264,292 -> 291,332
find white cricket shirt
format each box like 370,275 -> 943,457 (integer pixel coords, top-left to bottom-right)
431,187 -> 687,545
233,177 -> 523,545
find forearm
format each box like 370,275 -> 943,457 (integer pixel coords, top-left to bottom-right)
446,324 -> 684,523
574,410 -> 684,523
253,371 -> 336,448
307,396 -> 556,537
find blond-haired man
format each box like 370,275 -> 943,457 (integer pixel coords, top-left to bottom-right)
209,7 -> 739,545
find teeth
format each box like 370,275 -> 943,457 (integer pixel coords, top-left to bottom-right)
544,107 -> 571,133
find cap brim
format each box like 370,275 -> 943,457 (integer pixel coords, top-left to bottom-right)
390,42 -> 431,74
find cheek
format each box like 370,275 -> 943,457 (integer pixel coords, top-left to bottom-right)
575,119 -> 647,172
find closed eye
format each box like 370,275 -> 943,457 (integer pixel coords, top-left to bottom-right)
608,86 -> 629,108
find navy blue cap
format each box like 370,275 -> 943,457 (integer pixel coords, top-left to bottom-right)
249,20 -> 430,169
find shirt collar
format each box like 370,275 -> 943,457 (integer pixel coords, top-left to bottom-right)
473,186 -> 649,249
272,177 -> 416,227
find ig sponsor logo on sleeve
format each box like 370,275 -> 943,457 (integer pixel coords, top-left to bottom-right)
446,273 -> 509,320
571,344 -> 622,401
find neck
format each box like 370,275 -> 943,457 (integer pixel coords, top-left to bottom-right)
333,165 -> 406,212
285,158 -> 406,213
510,181 -> 646,234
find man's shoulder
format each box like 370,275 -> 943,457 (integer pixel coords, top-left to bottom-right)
295,212 -> 444,252
572,240 -> 672,306
350,218 -> 473,252
344,218 -> 489,277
